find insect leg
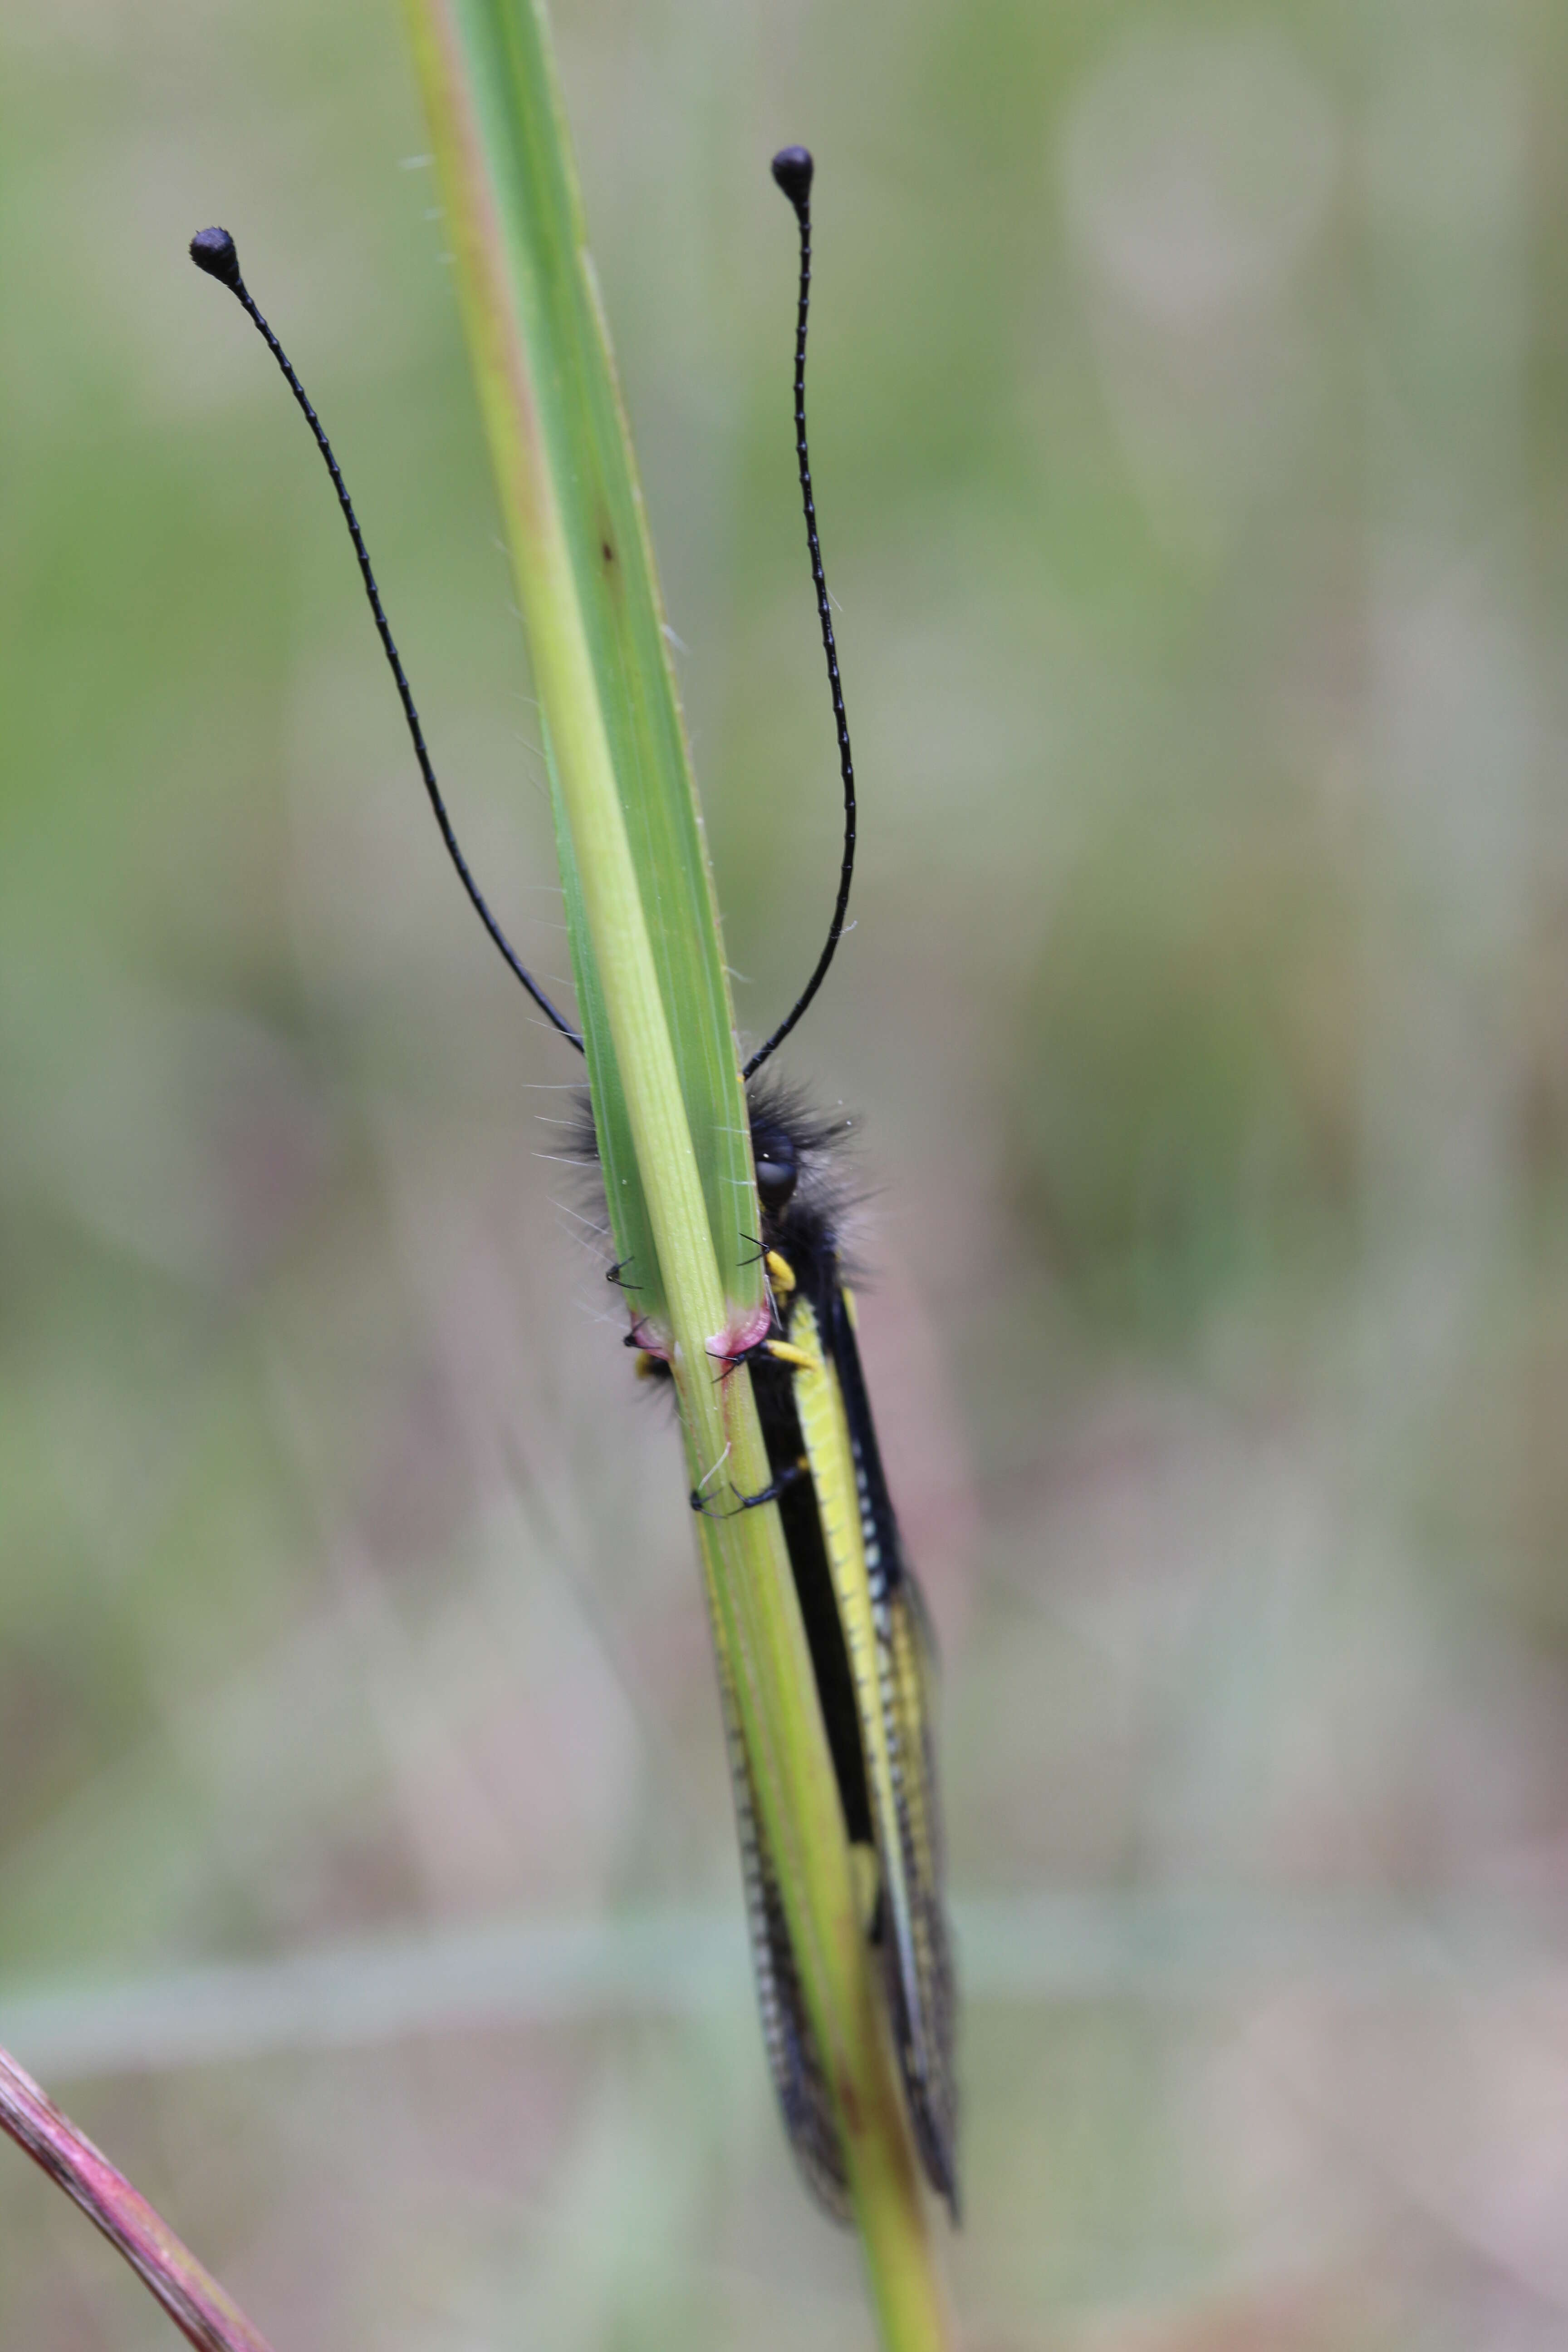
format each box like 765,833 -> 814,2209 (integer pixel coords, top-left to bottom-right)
689,1458 -> 811,1517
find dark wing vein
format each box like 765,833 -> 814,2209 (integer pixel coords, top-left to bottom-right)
709,1613 -> 851,2220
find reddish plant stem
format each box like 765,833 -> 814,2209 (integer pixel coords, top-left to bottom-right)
0,2044 -> 275,2352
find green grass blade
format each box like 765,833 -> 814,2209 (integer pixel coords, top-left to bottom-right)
401,4 -> 951,2340
405,0 -> 755,1328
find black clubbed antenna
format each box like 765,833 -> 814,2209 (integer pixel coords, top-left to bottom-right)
743,147 -> 857,1082
188,227 -> 583,1052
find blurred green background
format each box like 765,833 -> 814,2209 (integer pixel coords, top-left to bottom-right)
6,0 -> 1568,2344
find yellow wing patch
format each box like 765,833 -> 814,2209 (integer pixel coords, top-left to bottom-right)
786,1298 -> 929,2083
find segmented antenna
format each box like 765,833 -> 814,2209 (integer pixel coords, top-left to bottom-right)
187,226 -> 584,1052
744,147 -> 858,1082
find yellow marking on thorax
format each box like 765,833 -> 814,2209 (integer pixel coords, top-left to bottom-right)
765,1249 -> 796,1297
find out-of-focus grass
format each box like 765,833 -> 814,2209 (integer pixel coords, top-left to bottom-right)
5,0 -> 1568,2344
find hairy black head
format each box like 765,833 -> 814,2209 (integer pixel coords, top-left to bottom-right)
741,1078 -> 857,1305
572,1078 -> 857,1309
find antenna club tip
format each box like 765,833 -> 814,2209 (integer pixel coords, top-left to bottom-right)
770,147 -> 814,210
189,226 -> 243,292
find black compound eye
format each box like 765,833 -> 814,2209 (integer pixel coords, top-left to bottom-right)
754,1147 -> 799,1211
